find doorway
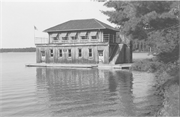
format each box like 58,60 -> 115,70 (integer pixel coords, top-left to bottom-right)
98,50 -> 104,64
41,51 -> 45,62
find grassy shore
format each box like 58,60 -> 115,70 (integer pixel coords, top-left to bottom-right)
132,53 -> 179,116
0,47 -> 36,53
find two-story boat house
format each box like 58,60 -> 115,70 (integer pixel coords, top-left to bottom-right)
35,19 -> 129,64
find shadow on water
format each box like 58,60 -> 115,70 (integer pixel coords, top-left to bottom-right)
36,68 -> 162,116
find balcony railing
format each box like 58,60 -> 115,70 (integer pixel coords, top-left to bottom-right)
35,34 -> 115,44
35,37 -> 49,44
103,34 -> 110,42
51,38 -> 100,44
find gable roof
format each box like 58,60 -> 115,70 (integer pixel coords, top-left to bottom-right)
44,19 -> 119,32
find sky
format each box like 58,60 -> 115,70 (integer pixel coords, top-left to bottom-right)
1,0 -> 116,48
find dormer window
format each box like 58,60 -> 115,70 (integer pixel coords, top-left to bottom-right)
60,33 -> 68,40
69,32 -> 77,40
90,31 -> 98,39
80,32 -> 88,39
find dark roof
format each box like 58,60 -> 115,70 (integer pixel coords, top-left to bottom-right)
44,19 -> 119,32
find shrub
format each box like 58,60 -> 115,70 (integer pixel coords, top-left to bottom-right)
131,59 -> 164,72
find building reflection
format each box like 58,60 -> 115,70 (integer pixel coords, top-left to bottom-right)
36,68 -> 132,94
36,68 -> 108,90
35,68 -> 134,116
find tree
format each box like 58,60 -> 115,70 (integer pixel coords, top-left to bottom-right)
102,1 -> 179,63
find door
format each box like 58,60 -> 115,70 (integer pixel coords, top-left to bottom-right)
41,51 -> 46,62
98,50 -> 104,64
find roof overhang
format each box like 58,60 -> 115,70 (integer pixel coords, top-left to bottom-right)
44,28 -> 119,33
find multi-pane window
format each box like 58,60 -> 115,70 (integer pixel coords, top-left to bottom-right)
59,49 -> 62,57
78,49 -> 82,57
89,48 -> 92,57
68,49 -> 71,57
50,49 -> 53,57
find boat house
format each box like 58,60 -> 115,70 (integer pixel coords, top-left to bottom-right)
35,19 -> 132,64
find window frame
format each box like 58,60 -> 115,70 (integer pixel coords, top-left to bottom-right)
81,36 -> 88,40
68,49 -> 72,58
71,36 -> 77,40
50,49 -> 53,57
59,49 -> 62,57
91,36 -> 97,39
89,48 -> 93,58
78,48 -> 82,58
62,36 -> 68,40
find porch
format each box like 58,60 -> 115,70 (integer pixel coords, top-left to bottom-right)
34,34 -> 116,44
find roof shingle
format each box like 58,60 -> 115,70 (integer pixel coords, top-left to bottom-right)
44,19 -> 118,32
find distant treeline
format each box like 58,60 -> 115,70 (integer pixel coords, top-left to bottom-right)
0,47 -> 36,53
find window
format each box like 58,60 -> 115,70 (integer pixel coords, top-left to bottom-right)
70,32 -> 77,40
68,49 -> 71,57
59,49 -> 62,57
90,31 -> 98,39
78,49 -> 82,57
81,36 -> 87,39
71,36 -> 77,40
50,49 -> 53,57
62,37 -> 68,40
89,48 -> 92,57
53,37 -> 58,40
51,33 -> 58,41
80,32 -> 88,39
60,33 -> 68,40
91,36 -> 97,39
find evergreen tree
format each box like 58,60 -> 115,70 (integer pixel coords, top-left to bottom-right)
102,1 -> 179,63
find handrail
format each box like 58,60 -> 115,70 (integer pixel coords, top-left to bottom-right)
109,44 -> 118,60
35,37 -> 48,44
35,34 -> 115,44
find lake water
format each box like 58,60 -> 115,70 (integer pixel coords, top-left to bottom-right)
0,53 -> 162,116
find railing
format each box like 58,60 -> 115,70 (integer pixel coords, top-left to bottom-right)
103,34 -> 110,42
103,34 -> 116,43
35,37 -> 49,44
79,39 -> 89,43
50,38 -> 100,44
35,34 -> 115,44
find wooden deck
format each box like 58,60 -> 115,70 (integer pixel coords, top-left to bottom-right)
26,63 -> 132,69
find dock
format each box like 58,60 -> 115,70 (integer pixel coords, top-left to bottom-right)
26,63 -> 132,69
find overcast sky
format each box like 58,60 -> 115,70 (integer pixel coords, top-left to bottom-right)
1,0 -> 116,48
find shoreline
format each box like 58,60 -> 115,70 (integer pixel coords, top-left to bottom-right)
131,54 -> 179,116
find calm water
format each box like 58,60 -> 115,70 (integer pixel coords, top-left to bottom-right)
0,53 -> 162,116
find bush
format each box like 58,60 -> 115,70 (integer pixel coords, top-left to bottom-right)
131,59 -> 164,72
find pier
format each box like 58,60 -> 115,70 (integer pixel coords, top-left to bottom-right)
26,63 -> 132,69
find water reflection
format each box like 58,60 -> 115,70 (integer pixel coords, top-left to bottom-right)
36,68 -> 160,116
